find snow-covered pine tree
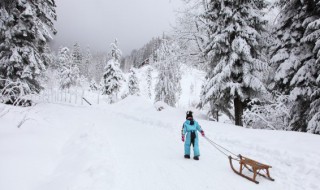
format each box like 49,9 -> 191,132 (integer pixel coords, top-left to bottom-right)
308,75 -> 320,134
109,39 -> 122,64
89,79 -> 98,91
98,79 -> 104,92
57,47 -> 71,68
93,55 -> 105,83
42,44 -> 55,69
101,61 -> 124,102
128,68 -> 140,96
58,47 -> 80,90
154,39 -> 181,107
0,0 -> 57,104
155,62 -> 176,106
172,54 -> 182,100
71,42 -> 83,75
200,0 -> 269,126
83,46 -> 92,79
304,0 -> 320,134
102,40 -> 124,103
146,67 -> 153,99
270,0 -> 320,132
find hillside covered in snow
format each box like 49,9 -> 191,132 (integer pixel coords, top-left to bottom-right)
1,96 -> 319,190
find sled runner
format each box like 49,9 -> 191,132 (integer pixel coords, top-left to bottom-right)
228,154 -> 275,184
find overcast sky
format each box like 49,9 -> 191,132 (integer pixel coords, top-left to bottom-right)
51,0 -> 183,55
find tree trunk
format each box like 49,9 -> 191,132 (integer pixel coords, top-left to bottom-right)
216,110 -> 219,122
234,96 -> 244,126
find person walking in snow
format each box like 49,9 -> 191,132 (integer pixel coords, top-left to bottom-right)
181,111 -> 205,160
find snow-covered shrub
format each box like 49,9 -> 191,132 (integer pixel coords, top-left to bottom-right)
243,94 -> 290,130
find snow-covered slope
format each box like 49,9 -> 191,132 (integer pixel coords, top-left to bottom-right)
0,96 -> 319,190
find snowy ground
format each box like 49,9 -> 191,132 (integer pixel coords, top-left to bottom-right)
1,96 -> 320,190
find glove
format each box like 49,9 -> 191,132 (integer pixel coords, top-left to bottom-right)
200,130 -> 205,137
182,135 -> 185,142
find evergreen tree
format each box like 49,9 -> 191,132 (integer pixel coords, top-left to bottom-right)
58,47 -> 80,89
72,42 -> 82,64
109,39 -> 122,64
101,60 -> 124,102
146,67 -> 153,99
89,79 -> 98,91
270,0 -> 320,132
0,0 -> 57,104
93,55 -> 106,82
128,68 -> 140,95
71,42 -> 83,75
83,46 -> 92,78
102,40 -> 124,103
200,0 -> 269,126
57,47 -> 71,68
308,75 -> 320,134
307,1 -> 320,134
42,44 -> 55,69
154,39 -> 181,107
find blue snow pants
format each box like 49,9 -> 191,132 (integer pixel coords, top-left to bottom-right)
182,120 -> 202,157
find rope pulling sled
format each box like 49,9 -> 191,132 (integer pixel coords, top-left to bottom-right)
204,136 -> 275,184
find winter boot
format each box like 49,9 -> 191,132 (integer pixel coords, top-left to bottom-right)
193,156 -> 199,160
184,155 -> 190,159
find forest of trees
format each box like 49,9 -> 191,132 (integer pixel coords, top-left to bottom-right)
174,0 -> 320,134
0,0 -> 319,134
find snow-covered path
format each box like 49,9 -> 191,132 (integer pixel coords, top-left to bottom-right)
1,97 -> 320,190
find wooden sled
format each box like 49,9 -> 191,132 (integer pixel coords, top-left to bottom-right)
228,154 -> 275,184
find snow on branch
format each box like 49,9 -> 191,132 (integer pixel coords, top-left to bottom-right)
0,79 -> 33,106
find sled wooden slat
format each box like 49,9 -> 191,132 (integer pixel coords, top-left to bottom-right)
228,154 -> 275,184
